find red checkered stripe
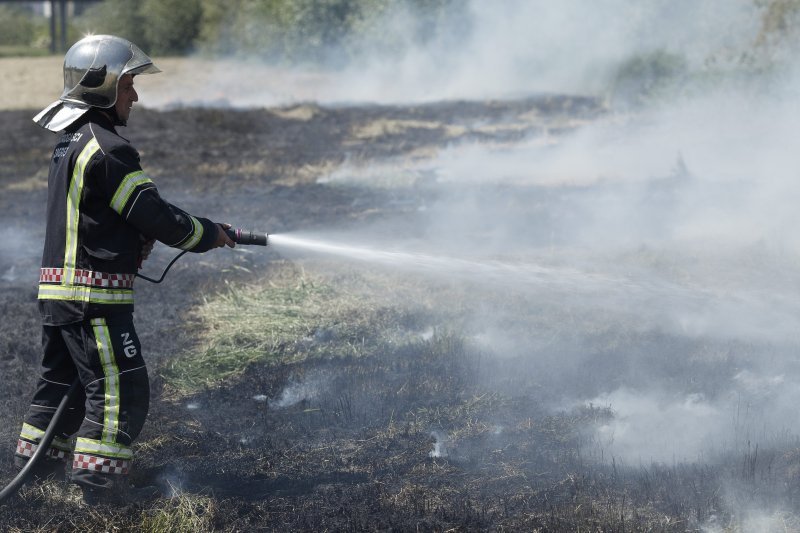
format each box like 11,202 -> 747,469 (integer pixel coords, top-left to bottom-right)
73,453 -> 130,475
16,439 -> 69,460
39,268 -> 135,288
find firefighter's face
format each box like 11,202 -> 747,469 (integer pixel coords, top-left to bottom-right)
115,74 -> 138,123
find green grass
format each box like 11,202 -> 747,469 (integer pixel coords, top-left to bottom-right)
160,263 -> 333,394
158,260 -> 464,396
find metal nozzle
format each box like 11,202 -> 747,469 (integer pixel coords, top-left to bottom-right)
225,228 -> 269,246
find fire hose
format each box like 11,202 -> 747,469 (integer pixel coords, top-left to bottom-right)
0,381 -> 80,504
0,227 -> 268,504
137,227 -> 269,283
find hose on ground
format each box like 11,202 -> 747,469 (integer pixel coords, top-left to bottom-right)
0,379 -> 80,505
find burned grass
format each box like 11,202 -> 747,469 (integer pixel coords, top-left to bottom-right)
2,94 -> 800,531
5,254 -> 800,530
132,265 -> 800,530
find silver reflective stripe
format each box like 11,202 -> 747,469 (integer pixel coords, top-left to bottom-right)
64,137 -> 100,285
91,318 -> 121,443
18,423 -> 71,451
109,170 -> 152,214
75,437 -> 132,459
37,284 -> 134,304
20,423 -> 45,442
177,215 -> 204,250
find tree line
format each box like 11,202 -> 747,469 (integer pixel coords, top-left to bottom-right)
0,0 -> 460,62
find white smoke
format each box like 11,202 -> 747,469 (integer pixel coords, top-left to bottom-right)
143,0 -> 800,479
269,372 -> 326,409
141,0 -> 763,108
0,226 -> 42,284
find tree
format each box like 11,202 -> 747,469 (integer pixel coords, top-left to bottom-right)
142,0 -> 203,55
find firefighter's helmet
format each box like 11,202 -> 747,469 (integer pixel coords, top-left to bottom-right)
34,35 -> 161,132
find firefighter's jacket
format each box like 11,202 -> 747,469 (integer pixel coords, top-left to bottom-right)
38,109 -> 219,325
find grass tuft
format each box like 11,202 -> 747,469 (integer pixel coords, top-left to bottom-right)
158,261 -> 457,397
160,264 -> 332,394
139,493 -> 217,532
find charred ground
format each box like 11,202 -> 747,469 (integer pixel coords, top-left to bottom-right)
1,96 -> 799,531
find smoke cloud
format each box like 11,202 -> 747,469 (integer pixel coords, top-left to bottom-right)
141,0 -> 764,107
142,0 -> 800,493
255,1 -> 800,476
0,225 -> 42,284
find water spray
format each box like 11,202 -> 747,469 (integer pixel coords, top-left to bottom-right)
136,227 -> 269,283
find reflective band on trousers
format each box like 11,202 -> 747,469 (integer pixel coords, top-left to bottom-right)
40,267 -> 135,289
75,437 -> 132,459
19,422 -> 72,451
91,318 -> 121,443
38,284 -> 134,304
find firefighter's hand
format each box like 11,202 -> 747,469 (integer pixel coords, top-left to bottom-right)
216,223 -> 236,248
139,238 -> 155,264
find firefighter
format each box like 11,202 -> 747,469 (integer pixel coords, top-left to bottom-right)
14,34 -> 235,505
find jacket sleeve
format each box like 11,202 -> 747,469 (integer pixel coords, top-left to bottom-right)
101,145 -> 219,253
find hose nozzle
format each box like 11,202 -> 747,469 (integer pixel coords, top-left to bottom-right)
225,228 -> 269,246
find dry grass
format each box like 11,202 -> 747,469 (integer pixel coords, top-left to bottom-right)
161,263 -> 438,395
138,492 -> 217,532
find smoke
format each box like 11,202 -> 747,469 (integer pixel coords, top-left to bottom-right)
269,371 -> 326,409
140,0 -> 800,515
142,0 -> 762,108
0,225 -> 42,284
429,431 -> 449,458
258,1 -> 800,475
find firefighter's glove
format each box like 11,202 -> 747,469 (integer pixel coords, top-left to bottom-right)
139,238 -> 155,268
215,223 -> 236,248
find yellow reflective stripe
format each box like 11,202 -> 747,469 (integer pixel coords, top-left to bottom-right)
91,318 -> 120,443
38,284 -> 134,304
109,170 -> 152,214
75,437 -> 132,459
51,436 -> 72,452
177,216 -> 204,250
20,423 -> 45,442
64,138 -> 101,285
20,423 -> 71,450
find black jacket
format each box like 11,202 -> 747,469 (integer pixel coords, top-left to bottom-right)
38,109 -> 219,325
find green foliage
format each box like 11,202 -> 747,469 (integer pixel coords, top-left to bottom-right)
142,0 -> 203,55
195,0 -> 372,62
77,0 -> 201,55
77,0 -> 146,48
2,0 -> 464,63
193,0 -> 462,63
0,5 -> 43,48
611,50 -> 688,108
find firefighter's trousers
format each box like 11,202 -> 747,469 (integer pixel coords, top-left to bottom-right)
15,314 -> 149,489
